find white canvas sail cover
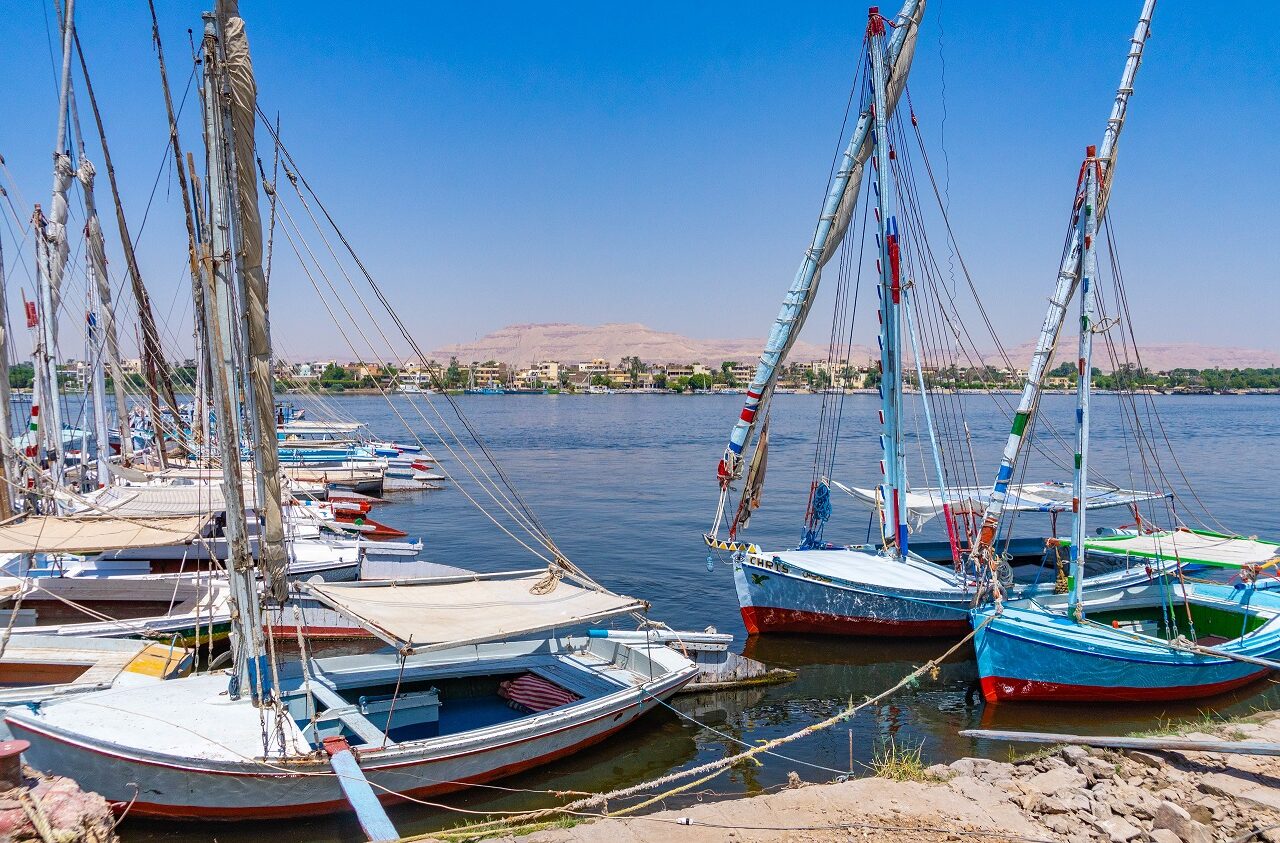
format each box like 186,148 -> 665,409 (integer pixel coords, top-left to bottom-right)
836,480 -> 1167,532
0,515 -> 209,554
68,483 -> 260,517
308,571 -> 647,652
278,421 -> 365,435
1080,529 -> 1280,570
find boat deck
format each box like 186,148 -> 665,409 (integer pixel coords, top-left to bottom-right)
759,548 -> 962,591
17,673 -> 303,763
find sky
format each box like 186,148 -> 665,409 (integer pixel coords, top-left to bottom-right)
1,0 -> 1278,362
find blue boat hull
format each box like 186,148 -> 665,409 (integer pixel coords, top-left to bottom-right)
972,582 -> 1280,703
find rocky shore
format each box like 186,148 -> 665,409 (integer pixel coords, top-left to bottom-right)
0,764 -> 117,843
487,714 -> 1280,843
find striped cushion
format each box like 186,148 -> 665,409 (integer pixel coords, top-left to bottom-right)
498,674 -> 579,712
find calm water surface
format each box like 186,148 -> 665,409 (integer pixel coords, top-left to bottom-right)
125,393 -> 1280,841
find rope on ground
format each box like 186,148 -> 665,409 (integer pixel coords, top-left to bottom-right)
420,619 -> 989,841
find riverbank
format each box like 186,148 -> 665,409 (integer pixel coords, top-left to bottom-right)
272,388 -> 1280,397
466,712 -> 1280,843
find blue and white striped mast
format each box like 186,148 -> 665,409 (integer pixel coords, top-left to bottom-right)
706,0 -> 924,548
867,6 -> 908,559
967,0 -> 1157,594
1070,148 -> 1100,620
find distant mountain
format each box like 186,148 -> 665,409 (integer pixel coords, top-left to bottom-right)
429,322 -> 847,367
429,322 -> 1280,372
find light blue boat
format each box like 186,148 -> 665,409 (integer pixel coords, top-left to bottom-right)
972,580 -> 1280,703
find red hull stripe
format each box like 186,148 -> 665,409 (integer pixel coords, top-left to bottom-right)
741,605 -> 967,638
979,669 -> 1269,704
107,718 -> 640,820
8,676 -> 695,820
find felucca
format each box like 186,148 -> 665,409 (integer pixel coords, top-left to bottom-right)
704,0 -> 1168,637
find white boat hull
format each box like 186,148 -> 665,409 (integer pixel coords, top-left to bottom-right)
7,637 -> 696,820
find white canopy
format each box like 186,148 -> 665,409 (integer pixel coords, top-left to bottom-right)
68,483 -> 260,517
0,516 -> 209,554
278,421 -> 364,435
836,480 -> 1168,532
307,570 -> 647,652
1080,529 -> 1280,570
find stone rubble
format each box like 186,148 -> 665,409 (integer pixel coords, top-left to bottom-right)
0,764 -> 117,843
503,714 -> 1280,843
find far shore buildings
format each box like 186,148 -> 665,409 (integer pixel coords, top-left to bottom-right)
265,354 -> 1256,393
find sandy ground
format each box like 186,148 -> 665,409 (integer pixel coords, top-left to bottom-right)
452,714 -> 1280,843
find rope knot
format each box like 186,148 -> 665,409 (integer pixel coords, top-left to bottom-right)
529,564 -> 563,595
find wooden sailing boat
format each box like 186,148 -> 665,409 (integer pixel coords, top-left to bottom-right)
7,2 -> 698,822
704,0 -> 1167,637
970,0 -> 1280,703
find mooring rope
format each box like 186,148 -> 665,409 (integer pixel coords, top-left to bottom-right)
418,619 -> 989,841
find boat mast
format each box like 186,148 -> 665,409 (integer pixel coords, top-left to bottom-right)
216,0 -> 289,602
903,289 -> 961,566
63,75 -> 114,488
708,0 -> 923,544
1069,148 -> 1100,621
0,213 -> 13,518
967,0 -> 1156,587
34,0 -> 79,492
199,10 -> 269,701
147,0 -> 211,456
868,6 -> 908,559
74,28 -> 182,467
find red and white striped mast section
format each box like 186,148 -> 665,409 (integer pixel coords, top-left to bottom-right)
967,0 -> 1158,599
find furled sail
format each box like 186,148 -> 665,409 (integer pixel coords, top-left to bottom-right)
731,418 -> 769,537
76,158 -> 132,464
717,0 -> 924,495
221,3 -> 288,602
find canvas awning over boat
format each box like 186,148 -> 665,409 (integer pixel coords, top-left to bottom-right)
0,515 -> 210,554
66,483 -> 260,517
836,480 -> 1168,532
1077,529 -> 1280,570
307,570 -> 648,652
278,421 -> 364,435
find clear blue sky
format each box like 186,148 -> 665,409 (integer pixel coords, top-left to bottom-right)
1,1 -> 1277,360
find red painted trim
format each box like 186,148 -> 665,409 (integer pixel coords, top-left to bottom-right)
8,674 -> 695,820
741,605 -> 967,638
979,669 -> 1269,704
108,716 -> 645,820
264,625 -> 373,640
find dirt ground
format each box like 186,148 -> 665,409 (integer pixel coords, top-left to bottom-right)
462,713 -> 1280,843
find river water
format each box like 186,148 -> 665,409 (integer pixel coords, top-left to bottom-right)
126,392 -> 1280,841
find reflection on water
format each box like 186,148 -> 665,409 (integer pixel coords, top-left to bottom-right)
119,395 -> 1280,841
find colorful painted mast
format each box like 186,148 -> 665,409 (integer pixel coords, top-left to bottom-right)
867,6 -> 908,558
707,0 -> 924,545
967,0 -> 1156,588
1069,148 -> 1101,620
